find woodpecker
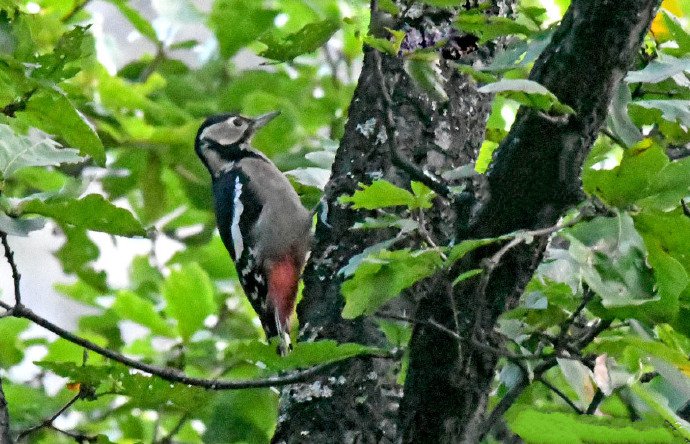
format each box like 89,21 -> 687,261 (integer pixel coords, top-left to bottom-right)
194,111 -> 311,354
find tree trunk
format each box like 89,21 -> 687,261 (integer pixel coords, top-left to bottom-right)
272,2 -> 498,441
273,0 -> 659,442
401,1 -> 659,442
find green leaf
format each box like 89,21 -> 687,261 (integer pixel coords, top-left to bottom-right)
478,79 -> 575,115
404,57 -> 449,102
54,280 -> 103,307
0,212 -> 44,236
204,389 -> 277,444
631,100 -> 690,129
660,10 -> 690,53
363,28 -> 406,55
0,318 -> 29,367
260,19 -> 340,62
227,339 -> 380,372
630,383 -> 690,441
410,181 -> 435,207
285,167 -> 331,190
507,409 -> 675,443
339,238 -> 397,278
456,12 -> 534,44
378,0 -> 400,15
112,290 -> 176,337
342,249 -> 444,318
20,194 -> 146,236
353,215 -> 420,233
452,268 -> 482,285
108,0 -> 158,43
3,382 -> 75,429
475,140 -> 499,173
637,156 -> 690,211
168,235 -> 235,280
35,361 -> 211,410
606,83 -> 642,148
583,140 -> 669,208
456,64 -> 499,84
16,89 -> 105,165
30,26 -> 91,83
208,0 -> 277,58
0,124 -> 83,179
563,213 -> 657,308
339,180 -> 432,210
447,237 -> 499,264
162,263 -> 215,341
625,54 -> 690,84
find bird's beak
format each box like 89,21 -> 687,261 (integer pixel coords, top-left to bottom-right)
252,111 -> 281,130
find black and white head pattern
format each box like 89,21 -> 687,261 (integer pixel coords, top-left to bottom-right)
198,114 -> 251,147
194,114 -> 271,177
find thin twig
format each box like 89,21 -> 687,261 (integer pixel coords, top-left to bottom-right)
416,209 -> 447,260
16,393 -> 81,441
371,49 -> 454,200
585,389 -> 604,415
0,231 -> 21,307
556,285 -> 594,348
537,376 -> 583,414
472,211 -> 587,334
49,424 -> 98,443
139,44 -> 166,83
482,317 -> 613,437
61,0 -> 91,22
600,128 -> 628,149
483,357 -> 557,434
157,412 -> 190,444
381,314 -> 557,361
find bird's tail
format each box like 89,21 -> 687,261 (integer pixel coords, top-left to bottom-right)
274,310 -> 292,356
267,257 -> 299,356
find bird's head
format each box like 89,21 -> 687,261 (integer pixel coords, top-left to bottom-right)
195,111 -> 280,174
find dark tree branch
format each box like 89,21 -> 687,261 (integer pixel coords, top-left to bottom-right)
275,1 -> 491,437
537,376 -> 583,414
0,232 -> 374,391
0,299 -> 347,390
586,389 -> 605,415
16,392 -> 81,442
401,1 -> 659,441
0,232 -> 21,308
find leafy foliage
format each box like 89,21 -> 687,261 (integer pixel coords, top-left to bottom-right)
0,0 -> 690,442
0,0 -> 369,441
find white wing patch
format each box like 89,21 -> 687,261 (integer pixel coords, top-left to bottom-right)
230,175 -> 245,259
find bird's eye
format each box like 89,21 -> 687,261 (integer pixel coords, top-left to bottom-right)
232,118 -> 243,127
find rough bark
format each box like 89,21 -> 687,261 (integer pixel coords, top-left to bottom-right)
400,1 -> 659,442
272,3 -> 499,441
274,0 -> 659,442
0,377 -> 11,444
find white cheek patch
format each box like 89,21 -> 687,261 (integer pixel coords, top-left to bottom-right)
230,175 -> 245,259
201,148 -> 234,177
200,121 -> 245,146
